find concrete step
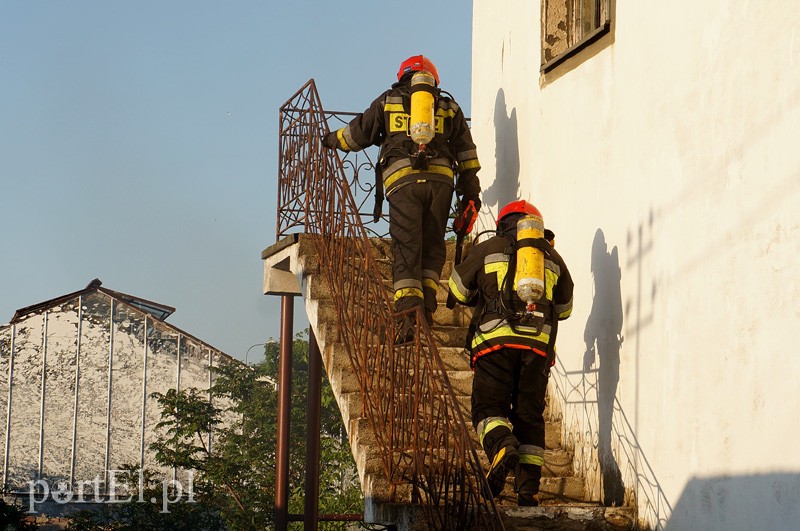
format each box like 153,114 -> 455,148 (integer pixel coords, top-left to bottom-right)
444,369 -> 473,396
431,299 -> 472,327
306,259 -> 470,331
366,237 -> 393,259
308,271 -> 469,329
366,503 -> 636,531
499,505 -> 637,531
324,340 -> 471,393
541,476 -> 586,503
473,447 -> 575,482
546,418 -> 563,450
332,367 -> 473,397
350,409 -> 561,450
304,271 -> 333,301
373,258 -> 392,280
359,239 -> 466,292
436,346 -> 471,372
542,448 -> 576,477
367,237 -> 466,261
430,325 -> 469,349
492,476 -> 586,506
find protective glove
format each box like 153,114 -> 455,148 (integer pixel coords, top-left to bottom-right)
453,199 -> 479,236
544,229 -> 555,246
322,131 -> 339,149
462,196 -> 481,213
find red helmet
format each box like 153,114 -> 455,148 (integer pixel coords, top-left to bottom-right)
397,55 -> 439,86
496,200 -> 542,226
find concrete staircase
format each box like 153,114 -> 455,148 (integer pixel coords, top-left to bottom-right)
262,234 -> 637,530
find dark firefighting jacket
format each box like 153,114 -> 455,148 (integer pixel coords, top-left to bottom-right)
448,231 -> 574,366
329,80 -> 481,199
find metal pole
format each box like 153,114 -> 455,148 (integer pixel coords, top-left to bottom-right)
274,295 -> 294,531
38,311 -> 48,480
69,298 -> 83,488
245,343 -> 266,366
174,334 -> 182,483
304,329 -> 322,531
207,347 -> 213,399
140,315 -> 149,471
176,335 -> 182,393
104,300 -> 114,493
3,324 -> 16,491
207,348 -> 213,453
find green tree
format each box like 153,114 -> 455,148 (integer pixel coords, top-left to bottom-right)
150,329 -> 362,530
269,332 -> 362,519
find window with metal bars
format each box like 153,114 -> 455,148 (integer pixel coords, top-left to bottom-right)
541,0 -> 611,73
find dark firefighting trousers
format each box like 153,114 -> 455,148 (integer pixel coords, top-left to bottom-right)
388,179 -> 453,325
472,347 -> 549,495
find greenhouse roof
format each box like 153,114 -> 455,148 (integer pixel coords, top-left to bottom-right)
10,278 -> 176,323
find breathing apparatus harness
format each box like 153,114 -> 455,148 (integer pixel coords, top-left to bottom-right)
408,71 -> 442,169
387,74 -> 457,168
372,79 -> 453,220
465,226 -> 560,371
496,231 -> 554,336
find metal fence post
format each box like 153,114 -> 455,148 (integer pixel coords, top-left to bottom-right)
275,295 -> 294,531
304,329 -> 322,530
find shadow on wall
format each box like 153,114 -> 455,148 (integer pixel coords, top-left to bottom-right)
481,88 -> 520,211
583,228 -> 625,506
549,224 -> 671,526
665,473 -> 800,531
552,359 -> 673,525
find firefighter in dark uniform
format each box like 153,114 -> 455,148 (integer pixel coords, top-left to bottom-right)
322,55 -> 481,338
448,200 -> 573,506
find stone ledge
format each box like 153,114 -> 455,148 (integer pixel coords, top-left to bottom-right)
491,476 -> 586,506
499,504 -> 637,530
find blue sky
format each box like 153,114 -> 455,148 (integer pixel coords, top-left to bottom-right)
0,2 -> 474,361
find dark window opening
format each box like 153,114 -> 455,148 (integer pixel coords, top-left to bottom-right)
541,0 -> 611,73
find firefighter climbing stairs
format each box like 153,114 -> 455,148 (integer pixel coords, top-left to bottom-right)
263,235 -> 637,530
265,79 -> 638,530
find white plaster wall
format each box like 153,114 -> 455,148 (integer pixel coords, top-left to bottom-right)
472,1 -> 800,529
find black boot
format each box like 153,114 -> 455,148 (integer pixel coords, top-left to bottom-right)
481,426 -> 520,499
515,463 -> 543,506
517,492 -> 540,506
486,443 -> 519,498
394,314 -> 416,344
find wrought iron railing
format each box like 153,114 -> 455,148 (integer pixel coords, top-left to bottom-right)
276,79 -> 503,530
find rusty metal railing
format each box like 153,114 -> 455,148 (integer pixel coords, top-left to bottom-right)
276,79 -> 503,530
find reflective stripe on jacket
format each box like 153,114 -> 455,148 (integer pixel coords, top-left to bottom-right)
448,233 -> 573,365
330,83 -> 481,197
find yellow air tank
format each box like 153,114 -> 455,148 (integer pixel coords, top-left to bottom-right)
514,212 -> 546,307
409,71 -> 436,146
